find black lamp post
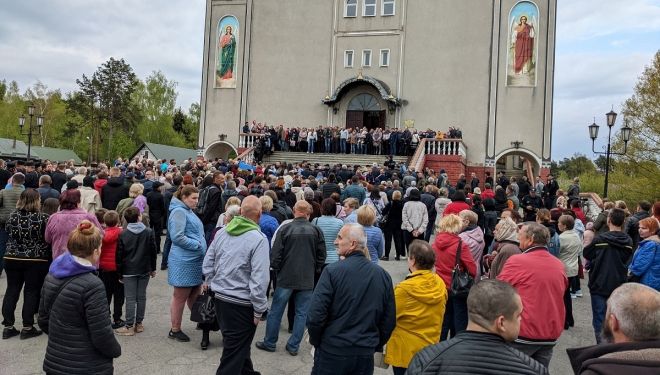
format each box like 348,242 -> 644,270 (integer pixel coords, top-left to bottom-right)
18,103 -> 44,161
588,109 -> 632,198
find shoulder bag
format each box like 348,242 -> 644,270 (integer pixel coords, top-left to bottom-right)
450,240 -> 474,297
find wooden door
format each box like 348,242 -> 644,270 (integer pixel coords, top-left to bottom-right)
346,110 -> 363,130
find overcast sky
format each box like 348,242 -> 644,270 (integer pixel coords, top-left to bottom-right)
1,0 -> 658,160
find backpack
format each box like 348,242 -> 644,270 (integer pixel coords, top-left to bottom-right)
195,185 -> 217,217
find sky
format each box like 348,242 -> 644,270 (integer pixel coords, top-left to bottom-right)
1,0 -> 658,160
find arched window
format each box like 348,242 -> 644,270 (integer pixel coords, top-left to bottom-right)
345,0 -> 357,17
348,94 -> 381,111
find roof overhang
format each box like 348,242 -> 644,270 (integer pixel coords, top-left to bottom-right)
322,75 -> 401,110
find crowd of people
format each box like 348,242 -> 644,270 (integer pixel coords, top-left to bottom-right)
0,154 -> 658,375
244,121 -> 464,158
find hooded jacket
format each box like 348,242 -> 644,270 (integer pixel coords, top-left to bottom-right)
38,252 -> 121,375
433,232 -> 477,290
101,176 -> 129,210
167,197 -> 206,287
202,216 -> 270,316
584,231 -> 633,297
99,226 -> 122,271
385,270 -> 447,368
459,225 -> 485,280
116,222 -> 157,276
629,238 -> 660,290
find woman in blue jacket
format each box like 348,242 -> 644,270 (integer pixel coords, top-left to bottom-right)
629,217 -> 660,291
167,185 -> 206,342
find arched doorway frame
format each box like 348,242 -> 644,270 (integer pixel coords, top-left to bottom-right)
204,140 -> 237,160
494,147 -> 542,181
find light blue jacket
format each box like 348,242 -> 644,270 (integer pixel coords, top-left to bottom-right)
629,239 -> 660,291
167,197 -> 206,287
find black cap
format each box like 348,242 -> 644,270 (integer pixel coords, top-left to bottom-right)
66,180 -> 79,190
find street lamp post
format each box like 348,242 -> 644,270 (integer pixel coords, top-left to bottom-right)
588,109 -> 632,198
18,103 -> 44,161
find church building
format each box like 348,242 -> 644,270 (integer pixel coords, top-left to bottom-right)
199,0 -> 557,179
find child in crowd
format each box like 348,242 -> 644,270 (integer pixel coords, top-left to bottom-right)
99,210 -> 125,329
96,208 -> 109,228
115,207 -> 158,335
41,197 -> 60,216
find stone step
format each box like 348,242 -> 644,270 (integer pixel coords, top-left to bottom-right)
263,151 -> 409,167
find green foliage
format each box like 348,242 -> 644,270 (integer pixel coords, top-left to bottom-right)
554,153 -> 596,178
1,59 -> 201,164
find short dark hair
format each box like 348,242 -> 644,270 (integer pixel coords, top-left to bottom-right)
609,208 -> 626,227
351,175 -> 359,183
104,210 -> 120,227
321,198 -> 336,216
408,240 -> 435,270
124,206 -> 140,224
95,208 -> 108,224
467,279 -> 520,329
638,200 -> 652,212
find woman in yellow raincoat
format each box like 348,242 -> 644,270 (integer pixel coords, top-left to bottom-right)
385,240 -> 447,374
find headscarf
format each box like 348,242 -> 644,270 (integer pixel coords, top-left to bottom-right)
495,217 -> 518,243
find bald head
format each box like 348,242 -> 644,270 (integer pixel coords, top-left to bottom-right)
240,195 -> 262,223
293,200 -> 312,218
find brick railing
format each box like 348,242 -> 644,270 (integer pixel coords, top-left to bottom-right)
410,138 -> 468,171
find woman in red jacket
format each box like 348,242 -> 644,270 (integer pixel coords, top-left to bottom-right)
98,210 -> 124,329
433,214 -> 477,340
443,191 -> 471,216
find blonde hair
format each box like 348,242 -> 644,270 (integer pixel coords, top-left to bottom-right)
438,214 -> 463,234
67,220 -> 102,257
129,183 -> 144,198
392,190 -> 402,201
344,198 -> 360,209
259,195 -> 274,212
225,196 -> 241,210
357,205 -> 377,226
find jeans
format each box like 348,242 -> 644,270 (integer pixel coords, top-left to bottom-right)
325,138 -> 331,153
308,141 -> 315,153
204,223 -> 215,244
0,226 -> 8,274
216,300 -> 259,375
591,294 -> 608,344
340,139 -> 347,153
441,294 -> 468,340
509,342 -> 554,369
161,233 -> 172,269
262,287 -> 312,352
1,259 -> 49,327
123,274 -> 150,326
390,141 -> 397,156
99,270 -> 125,322
351,143 -> 356,154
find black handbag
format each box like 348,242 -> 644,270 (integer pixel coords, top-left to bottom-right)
450,240 -> 474,297
191,291 -> 216,324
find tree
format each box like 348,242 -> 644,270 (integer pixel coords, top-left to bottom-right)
172,108 -> 186,134
556,153 -> 596,178
593,155 -> 608,172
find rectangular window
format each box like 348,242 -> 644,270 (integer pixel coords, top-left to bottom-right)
382,0 -> 395,16
363,0 -> 377,17
362,50 -> 372,67
380,49 -> 390,67
345,0 -> 357,18
345,50 -> 354,68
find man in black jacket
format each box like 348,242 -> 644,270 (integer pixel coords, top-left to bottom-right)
625,200 -> 651,249
307,223 -> 395,375
583,208 -> 633,344
50,163 -> 68,192
199,172 -> 224,242
102,167 -> 129,210
567,282 -> 660,375
256,200 -> 326,356
408,280 -> 548,375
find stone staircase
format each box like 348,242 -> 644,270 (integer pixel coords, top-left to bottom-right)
263,151 -> 409,167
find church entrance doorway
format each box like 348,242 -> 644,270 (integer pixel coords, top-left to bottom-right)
345,93 -> 385,130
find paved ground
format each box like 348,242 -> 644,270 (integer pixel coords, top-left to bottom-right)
0,251 -> 595,375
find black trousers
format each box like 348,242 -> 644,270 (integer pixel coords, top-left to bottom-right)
99,270 -> 125,322
384,227 -> 405,258
1,259 -> 49,327
216,300 -> 259,375
564,279 -> 576,328
404,230 -> 423,254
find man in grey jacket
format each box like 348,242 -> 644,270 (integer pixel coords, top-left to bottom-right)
203,195 -> 270,375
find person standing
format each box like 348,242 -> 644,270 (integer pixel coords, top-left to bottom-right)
203,196 -> 270,374
1,189 -> 50,340
407,280 -> 549,375
628,217 -> 660,291
625,201 -> 652,250
557,214 -> 583,329
36,175 -> 60,204
0,173 -> 25,277
101,167 -> 129,210
198,172 -> 225,243
307,224 -> 396,375
114,207 -> 158,336
146,181 -> 166,252
98,211 -> 125,329
385,241 -> 447,375
80,176 -> 102,213
38,221 -> 121,375
402,189 -> 428,253
583,208 -> 633,343
312,198 -> 344,265
382,190 -> 405,261
356,205 -> 384,264
167,185 -> 206,342
256,200 -> 326,355
497,222 -> 567,368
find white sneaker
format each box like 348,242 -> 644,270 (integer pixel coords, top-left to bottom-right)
575,290 -> 583,298
570,293 -> 577,299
